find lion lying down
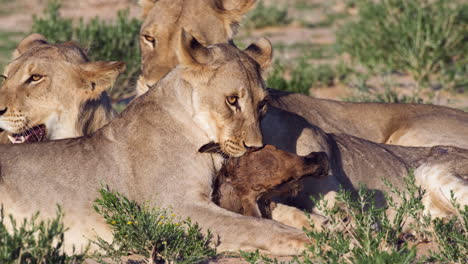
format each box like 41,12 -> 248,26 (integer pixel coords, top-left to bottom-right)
136,0 -> 468,149
266,118 -> 468,228
211,121 -> 468,229
203,144 -> 328,218
0,32 -> 310,255
0,34 -> 120,144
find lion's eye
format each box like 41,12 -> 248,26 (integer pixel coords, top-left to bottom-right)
28,74 -> 43,83
144,35 -> 155,44
226,96 -> 238,106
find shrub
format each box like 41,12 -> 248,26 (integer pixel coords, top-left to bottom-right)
92,187 -> 217,264
31,0 -> 141,102
266,61 -> 313,95
300,173 -> 424,264
0,31 -> 23,72
267,60 -> 348,94
427,192 -> 467,263
241,172 -> 468,263
240,250 -> 284,264
337,0 -> 468,91
344,89 -> 425,104
244,1 -> 291,29
0,205 -> 87,264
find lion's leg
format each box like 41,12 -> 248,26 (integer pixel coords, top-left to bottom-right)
385,119 -> 468,149
271,203 -> 328,231
177,201 -> 309,255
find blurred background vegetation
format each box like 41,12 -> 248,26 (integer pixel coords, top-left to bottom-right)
0,0 -> 467,108
236,0 -> 468,106
31,1 -> 141,102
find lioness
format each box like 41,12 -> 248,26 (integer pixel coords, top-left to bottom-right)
0,32 -> 308,255
136,0 -> 468,148
261,112 -> 468,226
206,109 -> 468,228
0,34 -> 122,143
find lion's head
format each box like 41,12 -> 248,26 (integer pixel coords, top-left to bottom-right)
136,0 -> 256,96
0,34 -> 126,143
156,30 -> 272,157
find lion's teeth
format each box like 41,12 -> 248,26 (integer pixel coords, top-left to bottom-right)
7,135 -> 15,144
7,135 -> 26,144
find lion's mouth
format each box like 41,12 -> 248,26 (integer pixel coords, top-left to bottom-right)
198,141 -> 248,158
8,124 -> 47,144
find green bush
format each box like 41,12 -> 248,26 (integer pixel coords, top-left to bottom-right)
300,173 -> 424,264
0,205 -> 87,264
337,0 -> 468,91
428,192 -> 467,263
266,61 -> 312,94
0,31 -> 23,72
344,89 -> 425,104
241,172 -> 468,263
244,1 -> 291,29
92,187 -> 217,264
31,1 -> 141,102
267,60 -> 348,94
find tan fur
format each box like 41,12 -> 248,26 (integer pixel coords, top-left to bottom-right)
265,118 -> 468,229
137,0 -> 256,94
271,204 -> 328,231
136,0 -> 468,149
0,34 -> 309,255
413,147 -> 468,218
0,34 -> 124,142
11,33 -> 48,60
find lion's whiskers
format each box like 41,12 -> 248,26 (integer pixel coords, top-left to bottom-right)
215,149 -> 229,160
24,123 -> 40,142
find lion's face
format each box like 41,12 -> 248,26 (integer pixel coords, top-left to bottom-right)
176,31 -> 272,157
0,34 -> 125,143
191,59 -> 267,156
137,0 -> 256,95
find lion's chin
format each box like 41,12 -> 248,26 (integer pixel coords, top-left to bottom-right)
8,124 -> 47,144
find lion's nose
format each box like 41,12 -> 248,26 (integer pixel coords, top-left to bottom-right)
242,127 -> 263,149
0,107 -> 7,116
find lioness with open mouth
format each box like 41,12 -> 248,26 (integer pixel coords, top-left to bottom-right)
0,34 -> 122,144
0,31 -> 308,255
136,0 -> 468,149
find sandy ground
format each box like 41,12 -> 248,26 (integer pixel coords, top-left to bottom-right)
0,0 -> 140,32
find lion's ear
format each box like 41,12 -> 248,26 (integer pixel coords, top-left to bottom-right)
211,0 -> 257,36
12,33 -> 48,59
244,38 -> 273,70
177,29 -> 213,67
139,0 -> 159,19
212,0 -> 257,18
80,61 -> 126,97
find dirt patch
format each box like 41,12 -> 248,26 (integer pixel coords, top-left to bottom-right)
0,0 -> 140,32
